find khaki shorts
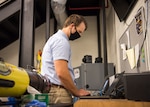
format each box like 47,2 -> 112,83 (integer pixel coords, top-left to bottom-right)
49,86 -> 73,104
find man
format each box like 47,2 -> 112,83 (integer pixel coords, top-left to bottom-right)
41,14 -> 90,104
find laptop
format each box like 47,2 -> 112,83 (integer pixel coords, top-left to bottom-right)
79,72 -> 124,99
79,78 -> 110,99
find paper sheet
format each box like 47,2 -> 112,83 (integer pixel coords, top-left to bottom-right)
74,68 -> 80,79
126,30 -> 131,49
120,43 -> 127,60
135,44 -> 140,67
126,48 -> 136,69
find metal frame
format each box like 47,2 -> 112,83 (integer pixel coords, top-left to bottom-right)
0,0 -> 20,22
101,0 -> 108,77
45,0 -> 50,41
19,0 -> 35,68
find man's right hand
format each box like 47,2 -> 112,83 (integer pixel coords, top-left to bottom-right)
77,89 -> 91,97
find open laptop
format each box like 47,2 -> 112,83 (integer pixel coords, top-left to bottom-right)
79,72 -> 124,99
79,78 -> 110,99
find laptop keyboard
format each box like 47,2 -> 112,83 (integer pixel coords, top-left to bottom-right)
87,90 -> 101,96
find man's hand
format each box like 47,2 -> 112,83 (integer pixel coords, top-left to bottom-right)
77,89 -> 91,97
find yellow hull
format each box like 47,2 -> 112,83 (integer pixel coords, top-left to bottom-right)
0,63 -> 29,97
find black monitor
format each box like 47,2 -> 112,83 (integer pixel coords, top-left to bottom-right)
110,0 -> 138,22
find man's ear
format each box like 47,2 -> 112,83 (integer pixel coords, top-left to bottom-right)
71,23 -> 76,27
69,23 -> 75,29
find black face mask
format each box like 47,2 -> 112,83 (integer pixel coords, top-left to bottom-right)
69,31 -> 81,41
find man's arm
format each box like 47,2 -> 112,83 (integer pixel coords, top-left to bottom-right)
54,59 -> 90,97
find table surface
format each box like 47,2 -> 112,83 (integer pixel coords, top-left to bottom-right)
74,99 -> 150,107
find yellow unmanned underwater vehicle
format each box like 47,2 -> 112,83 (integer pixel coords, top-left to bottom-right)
0,58 -> 50,97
